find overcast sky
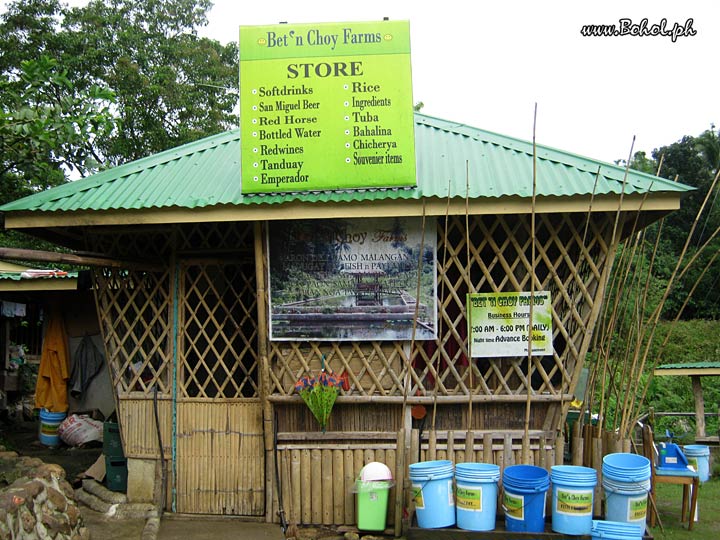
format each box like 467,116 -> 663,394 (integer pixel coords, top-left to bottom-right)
2,0 -> 717,165
203,0 -> 719,165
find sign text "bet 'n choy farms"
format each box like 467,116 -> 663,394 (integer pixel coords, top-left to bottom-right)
239,20 -> 416,194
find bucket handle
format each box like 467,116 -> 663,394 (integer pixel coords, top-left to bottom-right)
500,486 -> 544,514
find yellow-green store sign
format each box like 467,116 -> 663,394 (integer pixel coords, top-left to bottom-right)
239,20 -> 416,193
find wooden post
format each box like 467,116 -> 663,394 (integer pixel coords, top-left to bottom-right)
254,222 -> 275,523
483,433 -> 493,464
592,436 -> 603,517
572,420 -> 584,466
691,375 -> 706,438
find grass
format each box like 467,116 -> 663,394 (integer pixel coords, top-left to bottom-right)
650,477 -> 720,539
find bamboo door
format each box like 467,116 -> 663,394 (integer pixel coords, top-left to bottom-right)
175,260 -> 265,515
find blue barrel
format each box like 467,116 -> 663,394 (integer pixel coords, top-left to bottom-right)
409,460 -> 455,528
551,465 -> 597,535
683,445 -> 710,482
39,408 -> 67,447
455,463 -> 500,531
591,519 -> 643,540
602,453 -> 651,533
502,464 -> 550,533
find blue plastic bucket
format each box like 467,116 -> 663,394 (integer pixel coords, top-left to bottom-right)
683,445 -> 710,482
591,519 -> 643,540
409,460 -> 455,528
39,409 -> 67,447
601,453 -> 651,482
602,453 -> 650,530
602,454 -> 650,533
455,463 -> 500,531
550,465 -> 597,535
502,464 -> 550,533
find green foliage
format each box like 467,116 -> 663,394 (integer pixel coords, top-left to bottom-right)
0,55 -> 117,197
647,320 -> 720,438
0,0 -> 238,169
622,126 -> 720,320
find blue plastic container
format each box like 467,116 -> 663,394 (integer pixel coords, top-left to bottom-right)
455,463 -> 500,531
502,464 -> 550,533
38,409 -> 67,447
409,460 -> 455,528
591,519 -> 643,540
657,442 -> 688,470
683,445 -> 710,482
602,453 -> 651,533
550,465 -> 597,535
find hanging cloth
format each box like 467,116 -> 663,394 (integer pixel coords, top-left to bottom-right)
69,335 -> 105,398
34,309 -> 70,412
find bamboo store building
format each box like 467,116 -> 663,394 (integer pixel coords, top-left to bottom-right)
0,19 -> 691,535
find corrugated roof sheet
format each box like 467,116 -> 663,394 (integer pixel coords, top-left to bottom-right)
656,362 -> 720,371
0,113 -> 691,214
0,270 -> 78,281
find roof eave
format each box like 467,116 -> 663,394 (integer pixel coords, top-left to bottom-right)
3,192 -> 683,229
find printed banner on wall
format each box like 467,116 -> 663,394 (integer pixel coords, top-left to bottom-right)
268,217 -> 436,341
239,20 -> 416,193
467,291 -> 553,357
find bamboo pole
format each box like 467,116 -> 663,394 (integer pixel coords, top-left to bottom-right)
254,221 -> 276,523
464,161 -> 475,454
523,103 -> 538,464
626,167 -> 720,434
0,246 -> 164,271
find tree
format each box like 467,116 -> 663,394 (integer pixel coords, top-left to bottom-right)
0,0 -> 239,166
0,54 -> 118,251
0,55 -> 117,198
623,127 -> 720,320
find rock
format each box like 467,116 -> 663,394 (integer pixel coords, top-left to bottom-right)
45,487 -> 68,512
65,505 -> 80,527
344,532 -> 360,540
21,480 -> 45,499
46,510 -> 71,536
20,506 -> 36,532
35,464 -> 65,482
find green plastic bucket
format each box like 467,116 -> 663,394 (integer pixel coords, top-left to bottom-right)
356,480 -> 391,531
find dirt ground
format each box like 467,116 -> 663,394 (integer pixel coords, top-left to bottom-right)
0,415 -> 103,484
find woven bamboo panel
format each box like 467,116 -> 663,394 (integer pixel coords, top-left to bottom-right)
93,267 -> 172,394
175,400 -> 264,515
118,396 -> 172,459
84,226 -> 174,260
417,429 -> 555,471
270,341 -> 406,397
276,440 -> 398,526
275,403 -> 402,433
178,260 -> 259,399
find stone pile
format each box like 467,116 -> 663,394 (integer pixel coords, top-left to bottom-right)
0,451 -> 88,540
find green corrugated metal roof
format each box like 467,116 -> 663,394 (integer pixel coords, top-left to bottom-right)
656,362 -> 720,370
0,112 -> 691,214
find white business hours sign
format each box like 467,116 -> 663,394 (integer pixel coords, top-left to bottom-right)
467,291 -> 553,358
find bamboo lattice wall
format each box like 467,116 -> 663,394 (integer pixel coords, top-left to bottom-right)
268,212 -> 613,408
